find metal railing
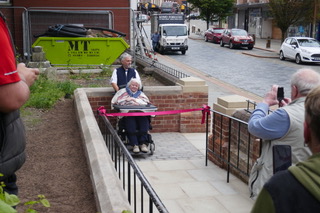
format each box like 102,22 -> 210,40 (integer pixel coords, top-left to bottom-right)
130,48 -> 190,80
97,115 -> 169,213
135,53 -> 190,79
206,108 -> 259,183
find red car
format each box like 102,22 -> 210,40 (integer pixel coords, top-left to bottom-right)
204,28 -> 224,43
220,28 -> 254,50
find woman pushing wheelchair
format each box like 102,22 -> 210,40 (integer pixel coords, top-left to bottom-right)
111,78 -> 153,153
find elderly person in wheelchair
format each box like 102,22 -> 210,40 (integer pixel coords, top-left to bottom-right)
111,78 -> 152,153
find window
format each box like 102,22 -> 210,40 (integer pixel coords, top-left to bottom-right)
0,0 -> 10,4
163,26 -> 187,36
214,29 -> 224,33
298,39 -> 320,47
290,39 -> 298,46
232,30 -> 248,36
285,38 -> 292,44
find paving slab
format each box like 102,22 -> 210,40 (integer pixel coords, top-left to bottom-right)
136,133 -> 254,213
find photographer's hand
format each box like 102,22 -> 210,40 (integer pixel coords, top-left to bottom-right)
262,85 -> 279,106
279,97 -> 291,107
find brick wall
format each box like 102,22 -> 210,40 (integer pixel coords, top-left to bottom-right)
87,77 -> 209,133
208,109 -> 261,183
10,1 -> 131,53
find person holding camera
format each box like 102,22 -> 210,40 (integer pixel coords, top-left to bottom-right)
251,85 -> 320,213
247,68 -> 320,200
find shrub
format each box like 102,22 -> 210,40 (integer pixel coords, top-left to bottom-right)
23,75 -> 80,109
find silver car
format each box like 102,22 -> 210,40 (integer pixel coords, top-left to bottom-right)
279,37 -> 320,64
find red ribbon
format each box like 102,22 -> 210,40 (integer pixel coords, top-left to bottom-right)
97,105 -> 211,124
201,104 -> 211,124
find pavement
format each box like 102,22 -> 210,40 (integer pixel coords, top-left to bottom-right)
129,32 -> 278,212
136,133 -> 254,213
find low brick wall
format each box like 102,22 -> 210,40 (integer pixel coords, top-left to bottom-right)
208,107 -> 261,183
88,77 -> 209,133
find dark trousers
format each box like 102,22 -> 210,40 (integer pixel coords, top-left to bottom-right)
124,116 -> 149,146
2,174 -> 18,195
152,42 -> 157,51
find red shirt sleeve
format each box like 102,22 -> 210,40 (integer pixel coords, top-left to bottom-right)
0,18 -> 20,86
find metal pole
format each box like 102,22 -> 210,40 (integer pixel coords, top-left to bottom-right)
205,109 -> 209,166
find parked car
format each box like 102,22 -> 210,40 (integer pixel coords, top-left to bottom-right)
204,28 -> 224,43
220,29 -> 254,50
279,37 -> 320,64
186,13 -> 200,20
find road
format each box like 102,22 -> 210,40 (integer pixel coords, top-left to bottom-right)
141,23 -> 320,105
168,39 -> 320,96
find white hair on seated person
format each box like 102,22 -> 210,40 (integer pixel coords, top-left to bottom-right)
127,78 -> 142,90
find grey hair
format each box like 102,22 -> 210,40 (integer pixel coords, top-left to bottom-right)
127,78 -> 142,90
119,52 -> 132,62
291,68 -> 320,96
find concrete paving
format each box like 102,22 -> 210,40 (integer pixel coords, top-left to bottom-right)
136,133 -> 254,213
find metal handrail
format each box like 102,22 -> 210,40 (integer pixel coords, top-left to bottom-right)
206,108 -> 259,183
98,114 -> 169,213
129,50 -> 190,80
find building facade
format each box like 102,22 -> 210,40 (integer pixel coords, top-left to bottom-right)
232,0 -> 279,39
233,0 -> 318,40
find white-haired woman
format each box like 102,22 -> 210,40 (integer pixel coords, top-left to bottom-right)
111,78 -> 150,153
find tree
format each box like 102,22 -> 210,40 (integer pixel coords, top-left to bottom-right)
269,0 -> 314,42
187,0 -> 234,29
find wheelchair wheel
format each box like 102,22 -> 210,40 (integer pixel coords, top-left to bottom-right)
149,143 -> 155,155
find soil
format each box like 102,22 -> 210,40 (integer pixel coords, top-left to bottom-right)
17,98 -> 96,213
15,74 -> 165,212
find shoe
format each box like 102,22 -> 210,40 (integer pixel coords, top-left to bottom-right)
133,145 -> 140,153
140,144 -> 148,153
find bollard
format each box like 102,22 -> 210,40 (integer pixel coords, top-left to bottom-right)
250,34 -> 256,45
266,37 -> 271,48
192,25 -> 195,33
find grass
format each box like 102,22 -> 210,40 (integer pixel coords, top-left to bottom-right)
23,67 -> 113,110
23,75 -> 80,110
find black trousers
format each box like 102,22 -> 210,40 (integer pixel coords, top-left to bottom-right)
2,173 -> 18,195
124,116 -> 149,146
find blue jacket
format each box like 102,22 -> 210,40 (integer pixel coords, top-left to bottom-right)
151,33 -> 160,43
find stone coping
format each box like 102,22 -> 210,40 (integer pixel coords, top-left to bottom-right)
74,88 -> 132,213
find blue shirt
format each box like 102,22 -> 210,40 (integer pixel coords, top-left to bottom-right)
151,33 -> 160,43
248,103 -> 290,140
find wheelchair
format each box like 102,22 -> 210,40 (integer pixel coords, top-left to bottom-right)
113,104 -> 157,155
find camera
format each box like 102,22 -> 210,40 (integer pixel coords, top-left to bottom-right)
277,87 -> 284,103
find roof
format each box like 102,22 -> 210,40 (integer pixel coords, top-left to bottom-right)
286,37 -> 315,39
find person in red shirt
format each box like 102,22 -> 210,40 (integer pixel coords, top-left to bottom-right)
0,12 -> 39,196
